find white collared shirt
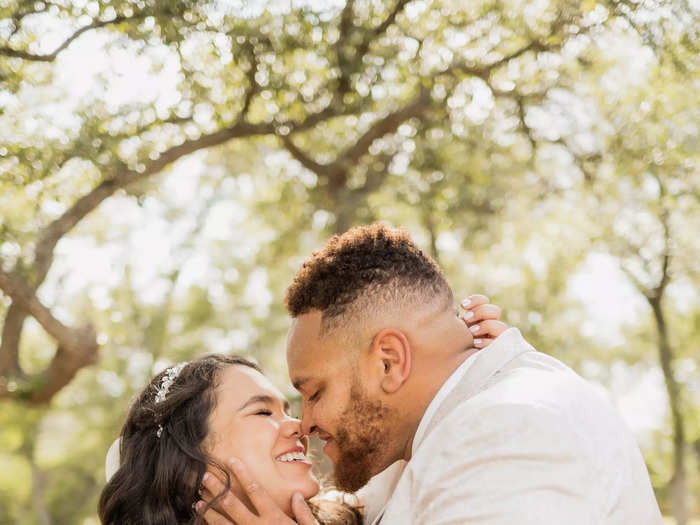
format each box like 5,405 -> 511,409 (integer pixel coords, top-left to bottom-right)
411,349 -> 481,456
367,349 -> 483,525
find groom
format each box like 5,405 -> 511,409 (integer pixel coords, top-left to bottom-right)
201,224 -> 662,524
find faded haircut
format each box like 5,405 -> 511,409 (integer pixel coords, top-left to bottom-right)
285,223 -> 453,335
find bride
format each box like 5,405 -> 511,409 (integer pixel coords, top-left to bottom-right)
99,354 -> 361,524
99,298 -> 504,524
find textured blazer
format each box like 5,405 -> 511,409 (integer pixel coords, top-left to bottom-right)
359,328 -> 663,525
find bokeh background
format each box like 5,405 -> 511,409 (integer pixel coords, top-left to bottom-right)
0,0 -> 698,523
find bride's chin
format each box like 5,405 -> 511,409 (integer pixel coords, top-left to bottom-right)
300,477 -> 320,499
281,479 -> 320,517
294,478 -> 320,504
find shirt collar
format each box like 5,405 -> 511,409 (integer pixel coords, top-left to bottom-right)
411,349 -> 481,456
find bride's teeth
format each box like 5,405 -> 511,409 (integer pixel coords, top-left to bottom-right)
277,452 -> 307,462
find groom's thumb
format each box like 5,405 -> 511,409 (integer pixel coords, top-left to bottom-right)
292,492 -> 318,525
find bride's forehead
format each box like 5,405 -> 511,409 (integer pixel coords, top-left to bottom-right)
217,364 -> 284,401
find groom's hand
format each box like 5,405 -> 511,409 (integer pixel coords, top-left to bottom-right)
458,294 -> 508,348
196,458 -> 318,525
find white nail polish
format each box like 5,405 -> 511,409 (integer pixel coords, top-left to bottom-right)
470,325 -> 480,333
459,310 -> 474,320
461,298 -> 471,308
474,339 -> 483,346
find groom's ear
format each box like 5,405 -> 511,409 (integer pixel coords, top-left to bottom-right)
369,329 -> 411,394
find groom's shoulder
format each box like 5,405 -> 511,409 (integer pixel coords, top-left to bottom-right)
415,352 -> 630,464
409,370 -> 621,484
463,350 -> 616,429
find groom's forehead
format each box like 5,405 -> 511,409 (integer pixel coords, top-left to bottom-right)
287,311 -> 346,381
287,311 -> 324,352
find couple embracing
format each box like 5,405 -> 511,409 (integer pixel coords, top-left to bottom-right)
99,224 -> 662,524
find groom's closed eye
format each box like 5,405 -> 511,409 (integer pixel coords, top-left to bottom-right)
308,390 -> 321,402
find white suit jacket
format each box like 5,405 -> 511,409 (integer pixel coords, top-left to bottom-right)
359,328 -> 663,525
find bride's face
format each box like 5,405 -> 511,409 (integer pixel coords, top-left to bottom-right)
204,364 -> 319,516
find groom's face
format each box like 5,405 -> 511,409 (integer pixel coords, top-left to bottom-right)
287,310 -> 397,491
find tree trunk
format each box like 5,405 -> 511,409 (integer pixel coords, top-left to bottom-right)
421,210 -> 442,266
333,203 -> 355,235
649,295 -> 687,525
21,413 -> 53,525
31,462 -> 52,525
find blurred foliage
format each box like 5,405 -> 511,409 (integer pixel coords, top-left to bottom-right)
0,0 -> 698,523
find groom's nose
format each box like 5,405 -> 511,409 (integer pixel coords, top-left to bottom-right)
300,408 -> 316,436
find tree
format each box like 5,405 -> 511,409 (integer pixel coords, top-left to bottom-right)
0,0 -> 610,403
0,0 -> 697,522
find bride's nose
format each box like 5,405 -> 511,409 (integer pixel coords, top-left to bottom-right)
280,417 -> 304,438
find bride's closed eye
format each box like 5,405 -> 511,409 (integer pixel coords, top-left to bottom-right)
254,409 -> 273,416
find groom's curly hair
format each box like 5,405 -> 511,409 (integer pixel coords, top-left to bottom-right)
285,223 -> 452,331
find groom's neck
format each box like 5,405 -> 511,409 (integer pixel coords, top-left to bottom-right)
396,312 -> 476,462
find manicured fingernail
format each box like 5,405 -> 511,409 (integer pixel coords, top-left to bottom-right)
461,298 -> 471,308
474,339 -> 483,346
470,325 -> 480,333
293,492 -> 304,504
202,472 -> 210,482
195,500 -> 205,513
229,458 -> 241,468
459,310 -> 474,320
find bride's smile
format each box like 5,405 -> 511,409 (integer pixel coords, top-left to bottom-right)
204,364 -> 319,516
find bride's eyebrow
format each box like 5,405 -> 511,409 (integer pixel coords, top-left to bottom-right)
238,394 -> 291,414
238,395 -> 275,411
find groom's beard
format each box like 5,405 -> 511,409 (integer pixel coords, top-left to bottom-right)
332,384 -> 395,493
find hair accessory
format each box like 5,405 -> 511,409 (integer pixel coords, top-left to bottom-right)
105,437 -> 121,482
154,361 -> 189,437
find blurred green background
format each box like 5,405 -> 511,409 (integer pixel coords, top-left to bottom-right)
0,0 -> 698,523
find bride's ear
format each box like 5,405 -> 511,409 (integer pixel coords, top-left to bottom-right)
369,329 -> 411,394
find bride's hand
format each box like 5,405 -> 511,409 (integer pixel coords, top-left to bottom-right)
458,294 -> 508,348
196,459 -> 318,525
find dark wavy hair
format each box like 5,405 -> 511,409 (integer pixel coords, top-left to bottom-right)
98,354 -> 361,525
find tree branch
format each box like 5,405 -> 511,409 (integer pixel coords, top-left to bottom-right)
339,0 -> 356,40
0,303 -> 26,377
239,41 -> 260,121
335,0 -> 358,96
337,88 -> 430,166
0,103 -> 352,403
280,135 -> 338,178
7,1 -> 54,38
0,269 -> 79,349
442,39 -> 552,81
621,263 -> 651,298
334,0 -> 409,98
32,106 -> 350,283
280,89 -> 430,190
0,269 -> 98,404
0,14 -> 145,62
356,0 -> 411,58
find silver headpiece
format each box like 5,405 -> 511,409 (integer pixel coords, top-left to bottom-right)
154,361 -> 189,437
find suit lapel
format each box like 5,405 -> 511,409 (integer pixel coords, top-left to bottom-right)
419,328 -> 535,447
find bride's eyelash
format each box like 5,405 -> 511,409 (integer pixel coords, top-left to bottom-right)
255,409 -> 272,416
